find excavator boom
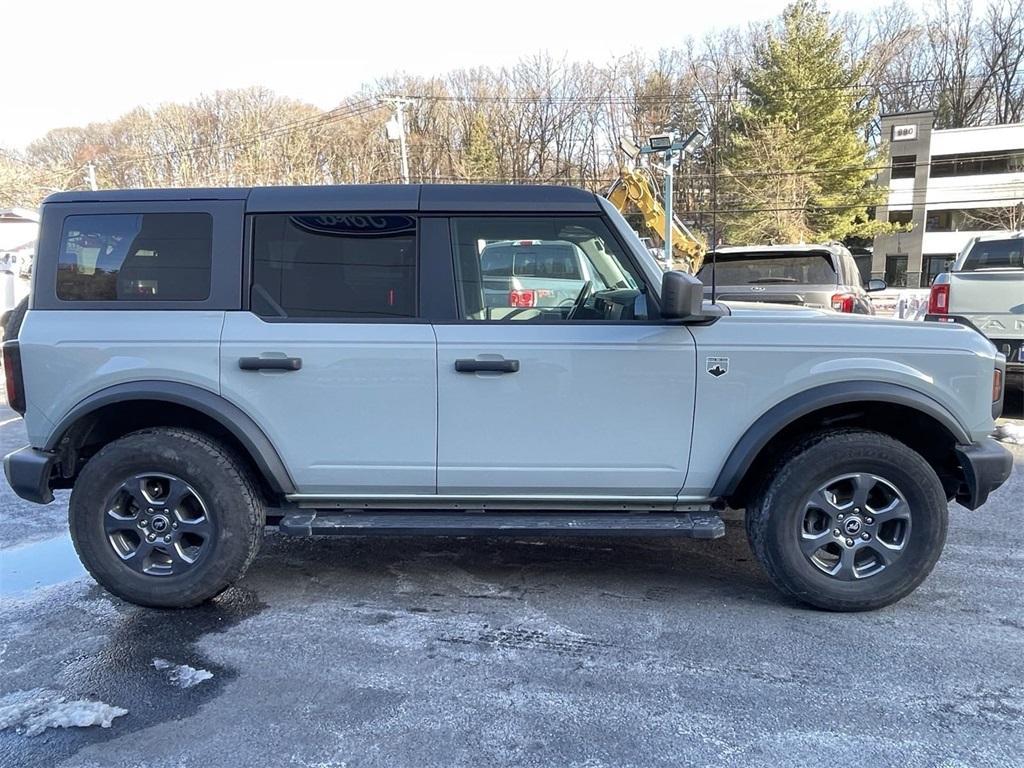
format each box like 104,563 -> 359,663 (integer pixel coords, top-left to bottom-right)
606,169 -> 705,274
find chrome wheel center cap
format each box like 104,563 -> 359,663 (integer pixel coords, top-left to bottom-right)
150,515 -> 170,533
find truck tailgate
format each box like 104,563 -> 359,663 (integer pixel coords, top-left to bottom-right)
948,270 -> 1024,340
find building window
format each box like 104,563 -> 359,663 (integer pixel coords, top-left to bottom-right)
930,149 -> 1024,177
924,254 -> 954,285
925,208 -> 1017,232
57,213 -> 212,302
250,213 -> 417,320
885,254 -> 908,288
891,155 -> 916,179
888,210 -> 913,225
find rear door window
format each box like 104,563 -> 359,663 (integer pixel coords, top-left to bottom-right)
57,213 -> 212,301
962,239 -> 1024,270
249,213 -> 417,320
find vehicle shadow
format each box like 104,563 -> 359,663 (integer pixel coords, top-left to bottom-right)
240,521 -> 788,611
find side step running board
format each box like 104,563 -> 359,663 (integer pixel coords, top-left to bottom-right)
278,511 -> 726,539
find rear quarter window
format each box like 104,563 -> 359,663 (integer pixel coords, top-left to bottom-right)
56,213 -> 213,301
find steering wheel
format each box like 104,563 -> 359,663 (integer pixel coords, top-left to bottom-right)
565,280 -> 594,320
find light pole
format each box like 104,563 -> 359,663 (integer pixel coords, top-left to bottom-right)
383,98 -> 415,184
637,129 -> 705,268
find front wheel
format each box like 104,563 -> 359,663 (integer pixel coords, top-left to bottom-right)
69,428 -> 264,608
746,430 -> 948,611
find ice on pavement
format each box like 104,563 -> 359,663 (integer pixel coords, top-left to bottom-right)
994,423 -> 1024,445
153,658 -> 214,688
0,688 -> 127,736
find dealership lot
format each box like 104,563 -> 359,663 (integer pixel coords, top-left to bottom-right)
2,397 -> 1023,768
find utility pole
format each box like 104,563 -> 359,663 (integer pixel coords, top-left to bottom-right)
85,162 -> 98,191
383,97 -> 415,184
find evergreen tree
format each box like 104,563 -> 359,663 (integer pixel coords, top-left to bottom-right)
462,113 -> 499,181
721,0 -> 891,244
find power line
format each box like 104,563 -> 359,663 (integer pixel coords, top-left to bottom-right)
105,100 -> 384,169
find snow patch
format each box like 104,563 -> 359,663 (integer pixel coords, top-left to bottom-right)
0,688 -> 126,736
153,658 -> 214,688
994,423 -> 1024,445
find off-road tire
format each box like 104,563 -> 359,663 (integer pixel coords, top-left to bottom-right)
3,297 -> 27,340
69,428 -> 264,608
746,429 -> 948,611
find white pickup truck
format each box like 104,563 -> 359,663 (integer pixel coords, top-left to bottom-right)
929,232 -> 1024,374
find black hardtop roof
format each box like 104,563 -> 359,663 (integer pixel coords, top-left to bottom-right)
43,184 -> 602,213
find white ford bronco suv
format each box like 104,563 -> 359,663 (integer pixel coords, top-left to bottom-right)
3,185 -> 1013,611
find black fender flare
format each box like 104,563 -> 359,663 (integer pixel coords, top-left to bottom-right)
45,380 -> 296,495
708,380 -> 972,499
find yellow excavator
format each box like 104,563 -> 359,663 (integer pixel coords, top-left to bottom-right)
605,167 -> 705,275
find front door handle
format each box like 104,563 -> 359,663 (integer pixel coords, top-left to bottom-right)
238,356 -> 303,371
454,358 -> 520,374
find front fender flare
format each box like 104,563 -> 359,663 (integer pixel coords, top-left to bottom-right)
708,380 -> 971,499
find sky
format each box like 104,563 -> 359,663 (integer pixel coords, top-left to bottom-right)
3,0 -> 894,149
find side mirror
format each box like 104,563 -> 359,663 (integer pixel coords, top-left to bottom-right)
866,278 -> 887,293
661,270 -> 704,320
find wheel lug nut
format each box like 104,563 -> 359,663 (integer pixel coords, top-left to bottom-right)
140,519 -> 148,527
833,528 -> 841,536
845,538 -> 854,546
172,522 -> 178,529
861,533 -> 870,540
865,517 -> 874,524
163,535 -> 171,543
148,508 -> 154,514
148,534 -> 156,542
837,514 -> 844,521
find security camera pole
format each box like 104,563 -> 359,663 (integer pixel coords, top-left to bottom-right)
638,130 -> 705,268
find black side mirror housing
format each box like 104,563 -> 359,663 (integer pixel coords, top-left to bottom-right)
661,270 -> 704,320
866,278 -> 887,293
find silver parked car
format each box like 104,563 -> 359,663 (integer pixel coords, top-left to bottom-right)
697,243 -> 885,314
2,184 -> 1011,613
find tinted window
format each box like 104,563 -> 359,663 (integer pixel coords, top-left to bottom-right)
250,214 -> 416,319
891,155 -> 916,180
57,213 -> 212,301
885,254 -> 908,288
452,217 -> 645,321
962,239 -> 1024,270
697,253 -> 837,285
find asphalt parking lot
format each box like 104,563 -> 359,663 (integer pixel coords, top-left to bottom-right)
2,390 -> 1023,768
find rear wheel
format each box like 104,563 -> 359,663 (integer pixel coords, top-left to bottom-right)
69,428 -> 264,608
746,430 -> 948,611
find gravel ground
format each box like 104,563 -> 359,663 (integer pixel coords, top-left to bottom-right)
1,398 -> 1022,768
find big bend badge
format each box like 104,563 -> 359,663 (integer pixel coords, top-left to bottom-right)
706,356 -> 729,378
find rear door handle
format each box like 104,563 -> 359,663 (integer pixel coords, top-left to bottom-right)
454,358 -> 520,374
238,356 -> 303,371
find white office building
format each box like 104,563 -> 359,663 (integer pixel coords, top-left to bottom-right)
872,112 -> 1024,288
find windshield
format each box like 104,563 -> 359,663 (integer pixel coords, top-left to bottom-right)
961,238 -> 1024,270
697,252 -> 838,285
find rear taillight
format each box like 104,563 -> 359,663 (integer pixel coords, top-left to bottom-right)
509,289 -> 536,308
3,340 -> 25,416
830,293 -> 856,313
928,282 -> 949,314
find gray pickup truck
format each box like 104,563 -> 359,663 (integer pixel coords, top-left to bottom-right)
928,232 -> 1024,375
